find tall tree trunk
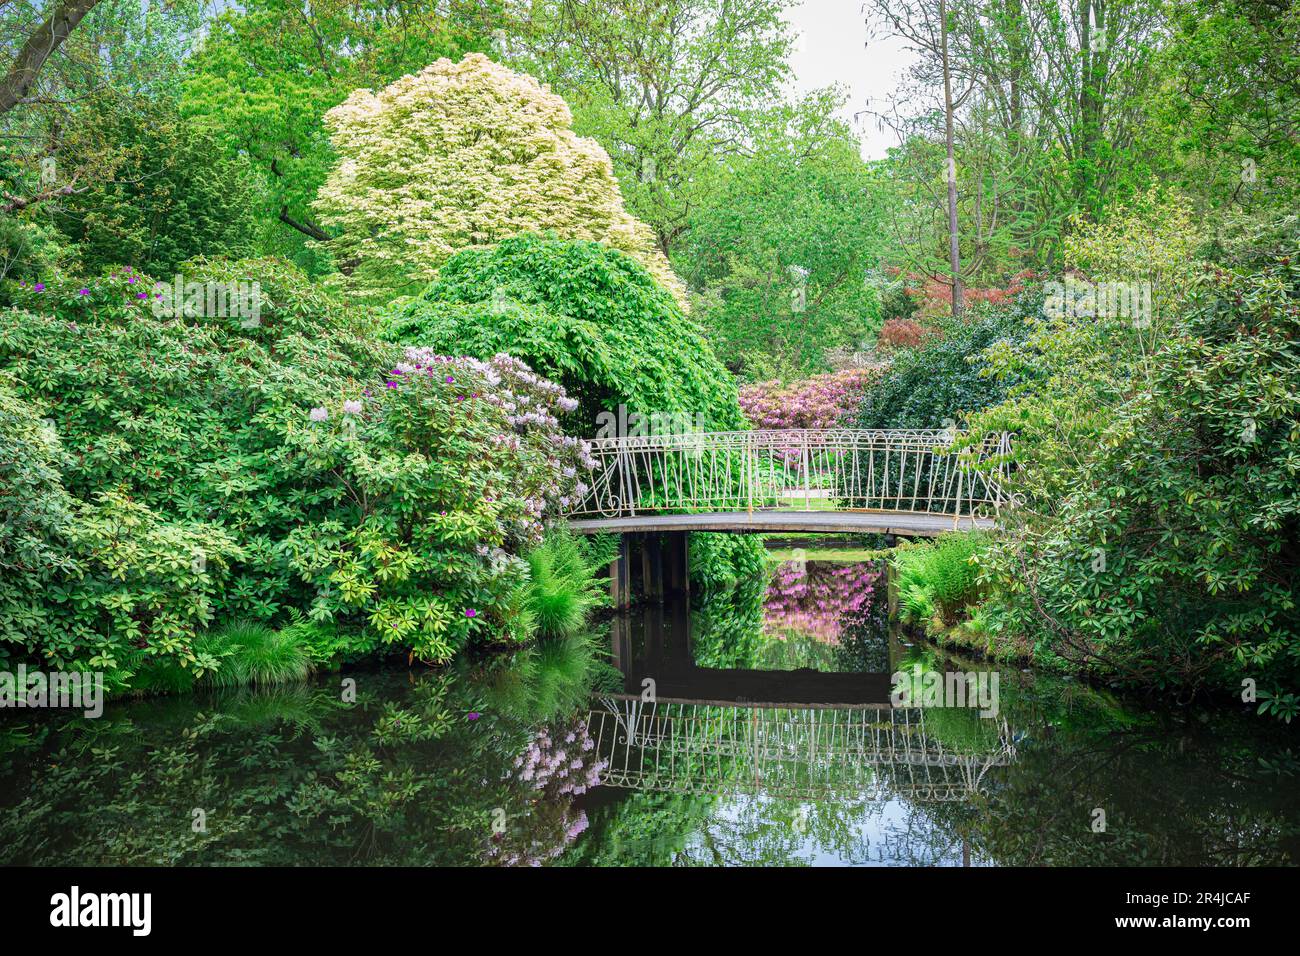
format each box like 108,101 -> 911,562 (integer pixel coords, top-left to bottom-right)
940,0 -> 964,318
1076,0 -> 1107,219
0,0 -> 101,115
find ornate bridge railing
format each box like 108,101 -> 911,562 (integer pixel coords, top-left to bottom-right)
569,429 -> 1013,520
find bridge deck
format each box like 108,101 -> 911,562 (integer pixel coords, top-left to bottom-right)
567,510 -> 994,536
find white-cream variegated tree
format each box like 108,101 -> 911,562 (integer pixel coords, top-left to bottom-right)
313,53 -> 686,305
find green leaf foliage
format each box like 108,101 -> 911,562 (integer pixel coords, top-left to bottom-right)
856,303 -> 1039,429
0,256 -> 587,682
382,233 -> 744,430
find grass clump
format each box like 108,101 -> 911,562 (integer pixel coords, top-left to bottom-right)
197,621 -> 313,689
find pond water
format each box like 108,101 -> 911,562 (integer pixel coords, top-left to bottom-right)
3,542 -> 1299,866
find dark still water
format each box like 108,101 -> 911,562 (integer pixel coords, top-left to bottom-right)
3,544 -> 1299,866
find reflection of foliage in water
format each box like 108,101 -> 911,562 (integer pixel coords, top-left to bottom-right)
754,558 -> 890,672
691,557 -> 892,673
470,632 -> 607,723
0,642 -> 606,866
833,596 -> 892,673
568,784 -> 970,866
3,576 -> 1300,865
487,719 -> 606,866
896,645 -> 1300,865
573,641 -> 1300,866
690,574 -> 768,670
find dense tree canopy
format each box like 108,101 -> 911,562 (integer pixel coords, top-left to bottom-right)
509,0 -> 797,257
180,0 -> 493,267
313,53 -> 685,304
677,126 -> 889,378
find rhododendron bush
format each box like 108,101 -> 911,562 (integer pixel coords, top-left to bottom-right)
0,259 -> 589,684
739,368 -> 880,430
291,348 -> 592,661
313,53 -> 685,305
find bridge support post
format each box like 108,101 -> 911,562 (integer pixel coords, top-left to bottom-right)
641,532 -> 663,602
609,534 -> 632,611
663,531 -> 690,598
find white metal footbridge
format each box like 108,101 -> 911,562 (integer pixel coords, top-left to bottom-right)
566,429 -> 1013,536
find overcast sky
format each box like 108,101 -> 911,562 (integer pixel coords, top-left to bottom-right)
785,0 -> 917,159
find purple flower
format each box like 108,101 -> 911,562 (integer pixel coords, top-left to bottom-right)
468,712 -> 481,721
33,283 -> 45,292
465,608 -> 477,618
78,288 -> 90,295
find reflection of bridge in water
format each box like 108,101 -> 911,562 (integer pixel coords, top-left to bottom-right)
590,586 -> 1018,803
588,698 -> 1016,803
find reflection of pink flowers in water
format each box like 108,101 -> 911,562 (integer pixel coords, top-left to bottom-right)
764,561 -> 882,642
490,720 -> 606,867
566,812 -> 589,841
511,722 -> 606,795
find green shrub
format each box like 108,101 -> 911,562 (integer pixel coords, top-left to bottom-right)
1,258 -> 395,633
522,531 -> 607,639
129,660 -> 198,697
278,612 -> 376,670
892,532 -> 990,628
926,533 -> 990,624
0,257 -> 589,681
294,351 -> 589,661
382,234 -> 744,431
976,231 -> 1300,714
0,376 -> 76,665
855,303 -> 1038,429
51,93 -> 261,277
894,547 -> 936,624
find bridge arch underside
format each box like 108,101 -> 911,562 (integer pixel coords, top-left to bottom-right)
567,510 -> 995,537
